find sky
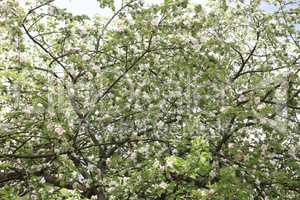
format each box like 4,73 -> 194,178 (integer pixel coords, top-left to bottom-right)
54,0 -> 165,17
54,0 -> 299,30
53,0 -> 275,16
54,0 -> 114,16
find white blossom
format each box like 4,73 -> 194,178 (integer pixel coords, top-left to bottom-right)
158,182 -> 168,189
228,143 -> 235,149
54,125 -> 65,136
157,121 -> 164,129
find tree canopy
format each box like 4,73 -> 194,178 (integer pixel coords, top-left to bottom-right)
0,0 -> 299,199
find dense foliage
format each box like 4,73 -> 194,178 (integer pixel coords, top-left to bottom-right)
0,0 -> 299,199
